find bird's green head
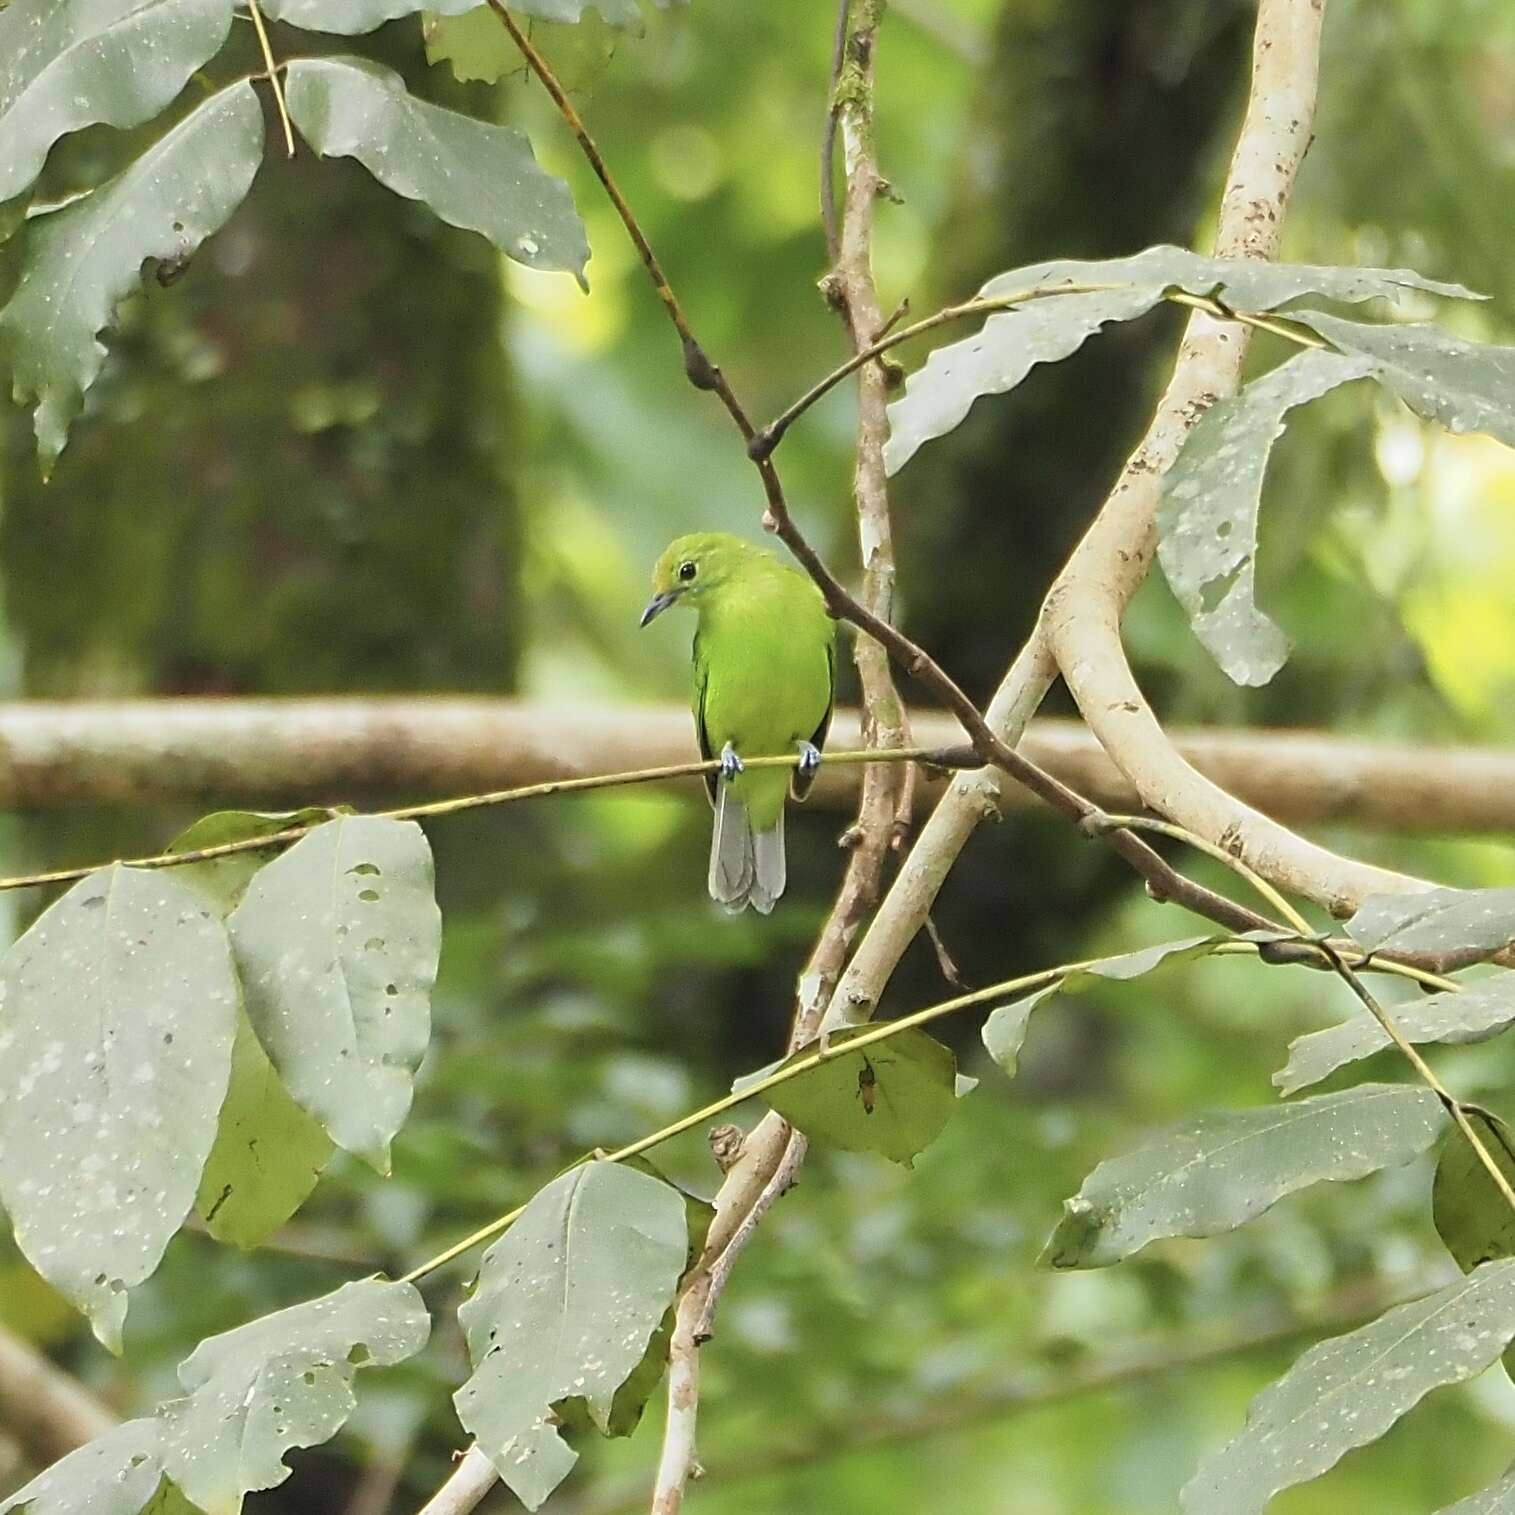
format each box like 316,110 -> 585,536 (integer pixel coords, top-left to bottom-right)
640,532 -> 764,626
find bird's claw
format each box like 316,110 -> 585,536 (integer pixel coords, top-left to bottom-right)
719,743 -> 745,782
796,741 -> 822,780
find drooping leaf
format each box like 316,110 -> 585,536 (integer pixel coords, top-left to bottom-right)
1433,1468 -> 1515,1514
0,1418 -> 163,1515
1182,1261 -> 1515,1515
1347,886 -> 1515,963
228,815 -> 441,1173
1042,1084 -> 1447,1270
0,81 -> 262,472
168,808 -> 341,917
0,0 -> 234,205
194,1009 -> 336,1249
1157,348 -> 1373,685
1299,311 -> 1515,449
1276,979 -> 1515,1095
882,245 -> 1475,474
1433,1108 -> 1515,1274
159,1278 -> 429,1515
284,57 -> 588,283
455,1162 -> 687,1511
0,865 -> 239,1350
422,8 -> 519,82
981,939 -> 1219,1078
759,1026 -> 958,1167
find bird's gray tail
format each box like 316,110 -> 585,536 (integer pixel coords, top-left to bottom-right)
709,787 -> 785,914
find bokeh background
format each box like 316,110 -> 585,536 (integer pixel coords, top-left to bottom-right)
3,0 -> 1515,1510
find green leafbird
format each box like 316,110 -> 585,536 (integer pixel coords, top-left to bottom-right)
641,532 -> 836,914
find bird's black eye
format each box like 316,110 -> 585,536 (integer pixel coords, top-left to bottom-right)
678,560 -> 697,582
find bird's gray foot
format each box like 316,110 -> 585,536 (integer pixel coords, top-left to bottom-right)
796,741 -> 822,780
720,742 -> 745,783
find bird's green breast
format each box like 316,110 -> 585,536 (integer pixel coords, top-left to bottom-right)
694,565 -> 834,830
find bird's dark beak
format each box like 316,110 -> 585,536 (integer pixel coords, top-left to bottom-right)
639,589 -> 680,628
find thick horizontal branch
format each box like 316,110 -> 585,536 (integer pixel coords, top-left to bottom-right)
0,1323 -> 116,1470
0,698 -> 1509,836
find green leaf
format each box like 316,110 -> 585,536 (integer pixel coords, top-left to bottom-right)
981,938 -> 1219,1078
1433,1108 -> 1515,1274
1347,886 -> 1515,962
0,865 -> 239,1350
0,1418 -> 163,1515
761,1026 -> 958,1167
262,0 -> 476,31
272,0 -> 677,35
1042,1084 -> 1447,1270
0,0 -> 234,204
1298,311 -> 1515,449
1182,1261 -> 1515,1515
1433,1469 -> 1515,1514
0,81 -> 263,472
228,815 -> 441,1173
168,808 -> 340,918
422,8 -> 518,82
159,1278 -> 429,1515
455,1162 -> 688,1511
883,245 -> 1475,474
1157,348 -> 1374,686
1276,979 -> 1515,1095
194,1009 -> 336,1249
284,56 -> 588,284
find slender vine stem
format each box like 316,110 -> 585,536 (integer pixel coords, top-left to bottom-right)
1096,813 -> 1515,1220
246,0 -> 295,159
395,931 -> 1457,1287
747,286 -> 1326,462
0,746 -> 970,895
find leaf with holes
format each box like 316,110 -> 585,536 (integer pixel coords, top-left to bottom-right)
0,866 -> 238,1350
0,0 -> 234,206
1298,312 -> 1515,448
1042,1084 -> 1447,1270
455,1162 -> 687,1511
0,81 -> 262,472
883,245 -> 1474,474
1183,1261 -> 1515,1515
982,938 -> 1219,1078
168,808 -> 343,918
159,1278 -> 428,1515
1157,347 -> 1373,685
228,816 -> 441,1173
1347,886 -> 1515,963
285,57 -> 588,284
194,1009 -> 335,1250
759,1026 -> 958,1166
1276,978 -> 1515,1095
0,1418 -> 164,1515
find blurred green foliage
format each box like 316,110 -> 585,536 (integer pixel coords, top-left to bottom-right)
3,0 -> 1515,1511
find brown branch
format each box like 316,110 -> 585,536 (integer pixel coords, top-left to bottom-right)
0,701 -> 1510,835
0,1323 -> 116,1470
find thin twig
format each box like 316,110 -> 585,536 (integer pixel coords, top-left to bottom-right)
1314,939 -> 1515,1216
246,0 -> 295,159
0,745 -> 968,895
747,285 -> 1321,461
